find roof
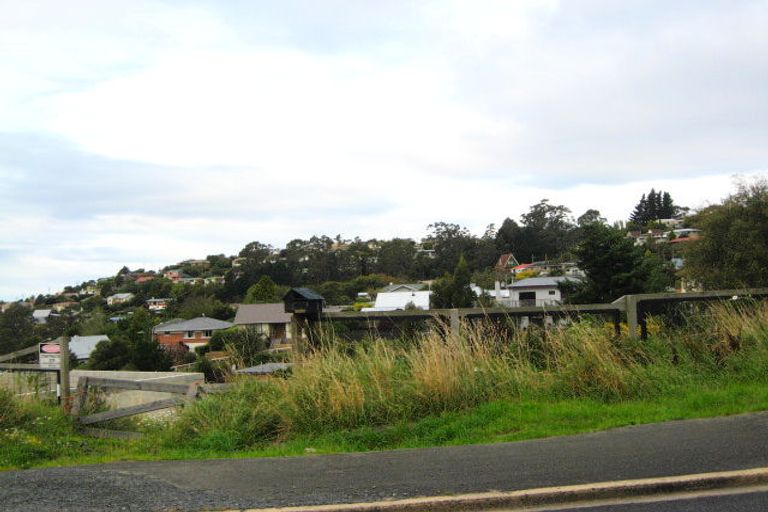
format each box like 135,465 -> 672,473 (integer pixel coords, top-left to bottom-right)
153,317 -> 234,333
236,362 -> 292,375
234,303 -> 291,325
285,287 -> 324,300
33,309 -> 53,318
369,291 -> 431,311
381,283 -> 426,293
510,276 -> 580,289
108,293 -> 134,300
496,253 -> 520,269
69,335 -> 110,360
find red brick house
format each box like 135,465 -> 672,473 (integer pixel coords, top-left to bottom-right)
152,317 -> 234,350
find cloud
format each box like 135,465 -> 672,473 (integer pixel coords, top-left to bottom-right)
0,1 -> 766,298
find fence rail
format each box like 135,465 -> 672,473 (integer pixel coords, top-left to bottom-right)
72,377 -> 203,438
308,288 -> 768,340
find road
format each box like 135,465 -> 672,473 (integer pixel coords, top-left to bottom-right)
540,487 -> 768,511
1,411 -> 768,511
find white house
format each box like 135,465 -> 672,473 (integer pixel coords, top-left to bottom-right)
362,291 -> 432,312
32,309 -> 53,324
107,293 -> 135,306
496,277 -> 579,308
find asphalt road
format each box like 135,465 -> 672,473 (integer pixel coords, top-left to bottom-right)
2,411 -> 768,511
543,487 -> 768,511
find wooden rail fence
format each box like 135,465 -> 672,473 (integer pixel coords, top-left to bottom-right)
71,377 -> 203,439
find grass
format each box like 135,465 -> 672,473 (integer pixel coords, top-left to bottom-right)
3,300 -> 768,470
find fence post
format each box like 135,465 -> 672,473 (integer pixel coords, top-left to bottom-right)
450,309 -> 460,338
626,296 -> 640,338
60,336 -> 71,412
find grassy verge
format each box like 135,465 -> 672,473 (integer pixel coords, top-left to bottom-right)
3,301 -> 768,470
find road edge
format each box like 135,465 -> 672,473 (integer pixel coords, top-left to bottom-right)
234,467 -> 768,512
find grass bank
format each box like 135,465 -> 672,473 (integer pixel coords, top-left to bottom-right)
3,301 -> 768,469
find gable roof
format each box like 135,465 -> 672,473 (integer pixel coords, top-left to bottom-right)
369,291 -> 431,311
381,283 -> 426,293
285,287 -> 324,301
235,303 -> 291,325
152,317 -> 234,333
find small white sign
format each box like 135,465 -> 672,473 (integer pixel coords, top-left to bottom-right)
39,342 -> 61,369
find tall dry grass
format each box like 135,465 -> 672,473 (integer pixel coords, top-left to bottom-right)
169,301 -> 768,449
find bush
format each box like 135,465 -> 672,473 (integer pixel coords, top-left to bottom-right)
167,302 -> 768,451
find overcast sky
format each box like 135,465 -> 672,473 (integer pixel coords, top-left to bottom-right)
1,0 -> 766,300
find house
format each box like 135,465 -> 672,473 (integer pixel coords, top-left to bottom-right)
32,309 -> 54,324
146,297 -> 172,312
134,274 -> 156,284
69,335 -> 110,362
106,293 -> 135,306
180,259 -> 210,268
495,253 -> 521,273
497,276 -> 580,308
152,317 -> 234,350
51,301 -> 78,313
204,276 -> 225,286
362,291 -> 431,312
163,269 -> 192,283
234,303 -> 293,345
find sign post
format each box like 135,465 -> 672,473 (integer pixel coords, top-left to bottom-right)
38,341 -> 61,369
60,336 -> 70,412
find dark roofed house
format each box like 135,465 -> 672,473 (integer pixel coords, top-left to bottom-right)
283,288 -> 324,317
152,317 -> 234,350
234,303 -> 293,346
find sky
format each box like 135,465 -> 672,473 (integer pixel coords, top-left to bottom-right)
1,0 -> 767,300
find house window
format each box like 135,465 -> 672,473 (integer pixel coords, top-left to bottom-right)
204,330 -> 212,337
185,331 -> 194,339
548,290 -> 556,295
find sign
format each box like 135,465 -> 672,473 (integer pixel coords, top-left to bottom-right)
39,342 -> 61,369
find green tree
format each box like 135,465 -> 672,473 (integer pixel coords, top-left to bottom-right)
430,255 -> 475,308
684,179 -> 768,289
570,224 -> 654,303
88,338 -> 131,370
376,238 -> 417,277
0,304 -> 36,354
244,276 -> 279,304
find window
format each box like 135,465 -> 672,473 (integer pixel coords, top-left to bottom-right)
185,331 -> 194,339
548,290 -> 556,295
204,330 -> 212,337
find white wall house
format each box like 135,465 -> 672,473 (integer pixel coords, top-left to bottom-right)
362,291 -> 432,312
496,277 -> 579,308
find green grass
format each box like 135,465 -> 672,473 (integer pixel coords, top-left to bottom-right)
4,301 -> 768,470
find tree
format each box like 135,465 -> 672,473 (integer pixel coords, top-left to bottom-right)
577,209 -> 606,227
376,238 -> 417,277
496,200 -> 576,262
684,179 -> 768,289
244,276 -> 279,304
88,338 -> 131,370
430,255 -> 475,308
570,224 -> 659,303
0,304 -> 36,354
629,189 -> 682,226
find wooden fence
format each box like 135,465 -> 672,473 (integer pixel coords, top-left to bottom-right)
71,377 -> 204,439
297,287 -> 768,341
